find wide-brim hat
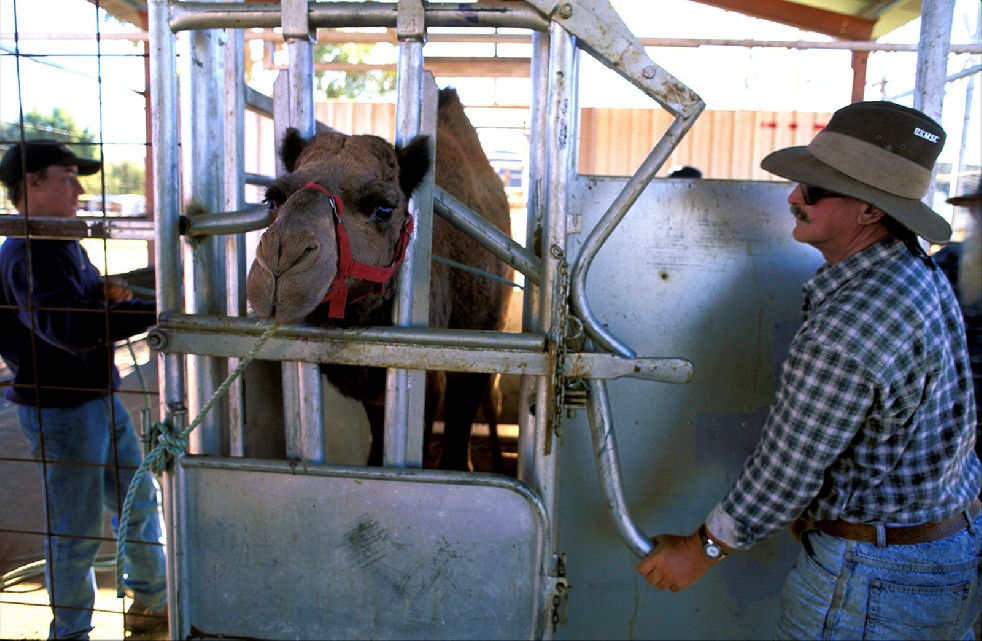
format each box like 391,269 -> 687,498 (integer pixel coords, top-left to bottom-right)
947,176 -> 981,205
0,140 -> 101,188
760,101 -> 951,243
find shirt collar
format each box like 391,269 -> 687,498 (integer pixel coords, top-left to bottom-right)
801,237 -> 905,315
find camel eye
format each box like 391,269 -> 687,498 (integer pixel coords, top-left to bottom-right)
264,184 -> 288,208
374,205 -> 394,223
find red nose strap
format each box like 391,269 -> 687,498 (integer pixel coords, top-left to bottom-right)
302,181 -> 414,319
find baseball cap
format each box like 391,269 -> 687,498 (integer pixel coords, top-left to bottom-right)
0,140 -> 101,188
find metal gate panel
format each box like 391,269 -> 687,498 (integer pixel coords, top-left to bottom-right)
556,178 -> 822,639
180,457 -> 548,640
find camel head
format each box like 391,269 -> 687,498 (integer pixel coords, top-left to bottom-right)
246,127 -> 432,324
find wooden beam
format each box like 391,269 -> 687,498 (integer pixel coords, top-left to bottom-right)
688,0 -> 875,40
850,50 -> 870,103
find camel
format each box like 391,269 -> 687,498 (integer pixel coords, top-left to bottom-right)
246,88 -> 513,471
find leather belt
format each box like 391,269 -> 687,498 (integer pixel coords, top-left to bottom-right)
799,498 -> 981,546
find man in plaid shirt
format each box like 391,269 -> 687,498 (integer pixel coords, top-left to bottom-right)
637,102 -> 980,640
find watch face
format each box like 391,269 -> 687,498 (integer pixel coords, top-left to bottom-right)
704,542 -> 722,559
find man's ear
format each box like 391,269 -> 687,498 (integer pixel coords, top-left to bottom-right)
858,204 -> 885,226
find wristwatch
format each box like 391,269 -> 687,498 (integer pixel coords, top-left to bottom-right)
699,524 -> 727,560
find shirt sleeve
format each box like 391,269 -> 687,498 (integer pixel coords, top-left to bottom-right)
3,244 -> 156,355
710,329 -> 878,549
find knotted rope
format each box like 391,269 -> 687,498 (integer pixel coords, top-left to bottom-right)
115,320 -> 278,597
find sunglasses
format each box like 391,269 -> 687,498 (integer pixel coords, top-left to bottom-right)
800,183 -> 848,206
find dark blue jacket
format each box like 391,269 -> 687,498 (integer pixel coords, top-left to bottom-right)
0,238 -> 156,407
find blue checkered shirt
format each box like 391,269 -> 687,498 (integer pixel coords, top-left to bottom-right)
708,238 -> 980,549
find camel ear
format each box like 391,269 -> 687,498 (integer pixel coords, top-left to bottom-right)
396,134 -> 432,198
280,128 -> 308,172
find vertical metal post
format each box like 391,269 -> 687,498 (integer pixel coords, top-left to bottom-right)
387,0 -> 428,467
517,29 -> 551,484
148,1 -> 188,636
277,0 -> 323,462
914,0 -> 955,206
183,26 -> 229,455
914,0 -> 955,122
223,14 -> 247,457
537,21 -> 577,554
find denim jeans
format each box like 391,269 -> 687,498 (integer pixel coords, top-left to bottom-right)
18,395 -> 167,640
777,512 -> 982,640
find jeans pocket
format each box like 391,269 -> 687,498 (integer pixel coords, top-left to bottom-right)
865,577 -> 972,640
800,530 -> 839,579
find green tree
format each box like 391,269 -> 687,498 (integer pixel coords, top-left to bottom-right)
0,108 -> 94,145
1,109 -> 146,212
313,42 -> 396,99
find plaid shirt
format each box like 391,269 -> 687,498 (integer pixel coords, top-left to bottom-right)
708,238 -> 980,549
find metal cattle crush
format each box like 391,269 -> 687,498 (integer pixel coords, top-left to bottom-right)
144,1 -> 821,639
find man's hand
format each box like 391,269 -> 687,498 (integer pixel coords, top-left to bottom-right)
636,528 -> 720,592
104,276 -> 133,303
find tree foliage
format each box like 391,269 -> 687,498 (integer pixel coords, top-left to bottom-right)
0,108 -> 95,145
313,42 -> 396,99
1,109 -> 145,212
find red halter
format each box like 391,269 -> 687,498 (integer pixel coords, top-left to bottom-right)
301,181 -> 414,319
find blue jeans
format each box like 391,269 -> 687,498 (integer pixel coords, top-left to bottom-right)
777,512 -> 982,640
18,395 -> 167,640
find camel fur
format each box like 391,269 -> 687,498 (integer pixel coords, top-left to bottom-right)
246,88 -> 512,471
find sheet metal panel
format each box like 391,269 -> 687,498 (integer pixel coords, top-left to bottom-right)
181,458 -> 549,640
557,177 -> 822,639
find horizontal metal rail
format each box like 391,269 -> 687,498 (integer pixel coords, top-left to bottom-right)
0,215 -> 155,241
433,187 -> 542,287
148,313 -> 692,384
168,1 -> 550,33
179,203 -> 271,237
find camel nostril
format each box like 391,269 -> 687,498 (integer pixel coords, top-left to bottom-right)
288,242 -> 320,271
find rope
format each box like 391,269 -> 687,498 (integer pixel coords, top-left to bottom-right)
115,320 -> 278,597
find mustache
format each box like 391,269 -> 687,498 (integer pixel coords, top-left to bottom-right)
791,204 -> 810,222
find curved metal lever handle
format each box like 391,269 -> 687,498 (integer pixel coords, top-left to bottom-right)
586,378 -> 654,558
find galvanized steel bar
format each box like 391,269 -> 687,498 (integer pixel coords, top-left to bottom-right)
185,24 -> 229,455
167,1 -> 549,33
156,312 -> 543,347
223,17 -> 247,457
178,204 -> 271,237
531,25 -> 577,595
517,29 -> 551,486
586,378 -> 654,558
386,0 -> 428,468
0,216 -> 155,241
433,187 -> 543,287
274,0 -> 324,463
522,0 -> 707,359
148,1 -> 188,637
569,110 -> 702,358
148,313 -> 692,383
